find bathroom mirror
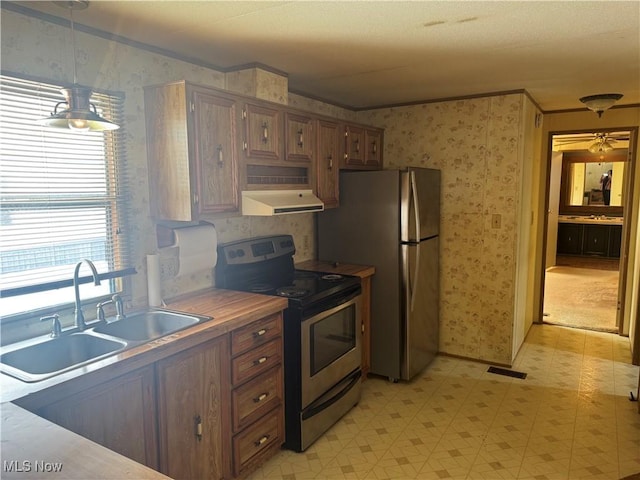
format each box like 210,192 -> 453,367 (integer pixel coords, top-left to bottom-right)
559,152 -> 626,216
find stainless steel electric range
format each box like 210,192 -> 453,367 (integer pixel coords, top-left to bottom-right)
216,235 -> 362,452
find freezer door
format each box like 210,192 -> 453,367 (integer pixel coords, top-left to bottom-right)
401,237 -> 439,380
401,168 -> 440,242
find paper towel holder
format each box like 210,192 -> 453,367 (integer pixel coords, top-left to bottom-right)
155,221 -> 214,249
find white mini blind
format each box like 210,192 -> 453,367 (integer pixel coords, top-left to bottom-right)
0,73 -> 132,317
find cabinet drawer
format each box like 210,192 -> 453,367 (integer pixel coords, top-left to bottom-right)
231,314 -> 281,356
232,366 -> 282,432
233,406 -> 283,477
232,338 -> 282,385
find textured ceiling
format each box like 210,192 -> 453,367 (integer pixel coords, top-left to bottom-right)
9,1 -> 640,111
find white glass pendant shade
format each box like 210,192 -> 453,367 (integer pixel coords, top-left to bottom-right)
579,94 -> 623,117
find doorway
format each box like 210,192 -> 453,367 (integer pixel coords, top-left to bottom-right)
542,130 -> 631,332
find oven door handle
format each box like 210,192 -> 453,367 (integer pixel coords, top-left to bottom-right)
301,369 -> 361,421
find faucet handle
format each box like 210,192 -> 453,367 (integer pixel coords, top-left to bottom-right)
41,314 -> 61,338
96,299 -> 113,323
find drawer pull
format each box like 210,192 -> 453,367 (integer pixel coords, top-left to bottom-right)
253,329 -> 267,338
254,435 -> 270,447
253,392 -> 269,403
194,415 -> 203,441
253,356 -> 268,365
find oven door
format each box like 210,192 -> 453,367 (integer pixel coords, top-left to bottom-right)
301,293 -> 362,408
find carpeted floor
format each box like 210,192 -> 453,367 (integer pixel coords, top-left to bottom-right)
543,259 -> 619,332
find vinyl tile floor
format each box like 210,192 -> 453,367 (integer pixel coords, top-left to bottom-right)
247,324 -> 640,480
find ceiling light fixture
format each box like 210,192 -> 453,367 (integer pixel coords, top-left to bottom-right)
579,93 -> 623,118
37,1 -> 118,132
588,134 -> 614,153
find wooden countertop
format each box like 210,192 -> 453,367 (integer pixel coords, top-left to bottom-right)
1,402 -> 170,479
2,289 -> 287,405
1,289 -> 288,479
296,260 -> 375,278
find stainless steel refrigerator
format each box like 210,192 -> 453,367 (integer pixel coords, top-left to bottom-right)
317,167 -> 440,381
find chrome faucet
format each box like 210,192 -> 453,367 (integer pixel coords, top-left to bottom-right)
73,259 -> 101,331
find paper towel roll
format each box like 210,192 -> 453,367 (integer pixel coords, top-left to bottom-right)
175,224 -> 217,276
147,254 -> 163,307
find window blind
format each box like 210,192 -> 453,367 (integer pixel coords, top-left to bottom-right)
0,73 -> 132,317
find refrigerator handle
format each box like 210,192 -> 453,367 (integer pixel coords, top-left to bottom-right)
410,243 -> 421,311
410,171 -> 421,243
410,172 -> 421,311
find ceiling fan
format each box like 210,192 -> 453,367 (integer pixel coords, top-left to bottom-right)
553,132 -> 630,153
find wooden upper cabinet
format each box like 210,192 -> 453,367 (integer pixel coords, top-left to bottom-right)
156,337 -> 230,480
285,112 -> 314,163
343,124 -> 365,167
316,119 -> 340,208
364,128 -> 383,168
342,123 -> 383,170
192,88 -> 239,215
242,103 -> 282,162
144,81 -> 239,221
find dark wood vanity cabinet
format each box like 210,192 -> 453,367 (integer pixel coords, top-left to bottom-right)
557,222 -> 622,258
609,225 -> 623,257
583,225 -> 609,256
557,223 -> 583,255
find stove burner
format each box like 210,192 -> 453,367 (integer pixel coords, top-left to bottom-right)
249,283 -> 275,294
276,287 -> 310,298
321,274 -> 344,281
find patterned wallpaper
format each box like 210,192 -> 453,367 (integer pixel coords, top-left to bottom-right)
1,9 -> 538,364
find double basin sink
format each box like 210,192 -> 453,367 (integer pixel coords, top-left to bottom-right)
0,310 -> 212,383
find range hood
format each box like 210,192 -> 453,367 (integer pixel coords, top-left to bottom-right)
242,190 -> 325,216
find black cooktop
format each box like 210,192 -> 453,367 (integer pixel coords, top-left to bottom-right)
216,235 -> 361,307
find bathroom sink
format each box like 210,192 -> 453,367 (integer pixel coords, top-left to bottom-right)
91,310 -> 209,342
0,333 -> 127,382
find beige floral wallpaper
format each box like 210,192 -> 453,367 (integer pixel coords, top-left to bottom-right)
1,8 -> 538,365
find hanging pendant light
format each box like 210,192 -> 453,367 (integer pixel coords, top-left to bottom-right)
579,93 -> 623,118
37,1 -> 119,132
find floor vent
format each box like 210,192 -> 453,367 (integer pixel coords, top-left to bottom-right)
487,366 -> 527,379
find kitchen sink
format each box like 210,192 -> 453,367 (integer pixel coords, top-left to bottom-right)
0,333 -> 127,382
91,310 -> 208,342
1,309 -> 212,383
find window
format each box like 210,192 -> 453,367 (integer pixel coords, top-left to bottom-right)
0,73 -> 132,318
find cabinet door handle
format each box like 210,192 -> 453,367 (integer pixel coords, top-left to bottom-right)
372,140 -> 377,154
253,328 -> 267,338
354,138 -> 360,153
253,356 -> 268,365
262,122 -> 269,144
297,128 -> 304,148
216,144 -> 223,167
254,435 -> 270,447
253,392 -> 269,403
194,415 -> 203,441
328,154 -> 333,170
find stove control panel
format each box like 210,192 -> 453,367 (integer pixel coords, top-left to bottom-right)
217,235 -> 296,266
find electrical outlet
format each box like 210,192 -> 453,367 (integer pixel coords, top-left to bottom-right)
491,213 -> 502,229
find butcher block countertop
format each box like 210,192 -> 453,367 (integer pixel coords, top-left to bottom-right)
296,260 -> 375,278
1,288 -> 288,479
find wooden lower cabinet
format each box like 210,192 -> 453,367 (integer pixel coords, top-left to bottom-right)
32,313 -> 285,479
38,365 -> 158,470
156,336 -> 230,480
229,314 -> 285,478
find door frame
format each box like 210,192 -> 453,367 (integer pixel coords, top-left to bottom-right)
538,127 -> 638,335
